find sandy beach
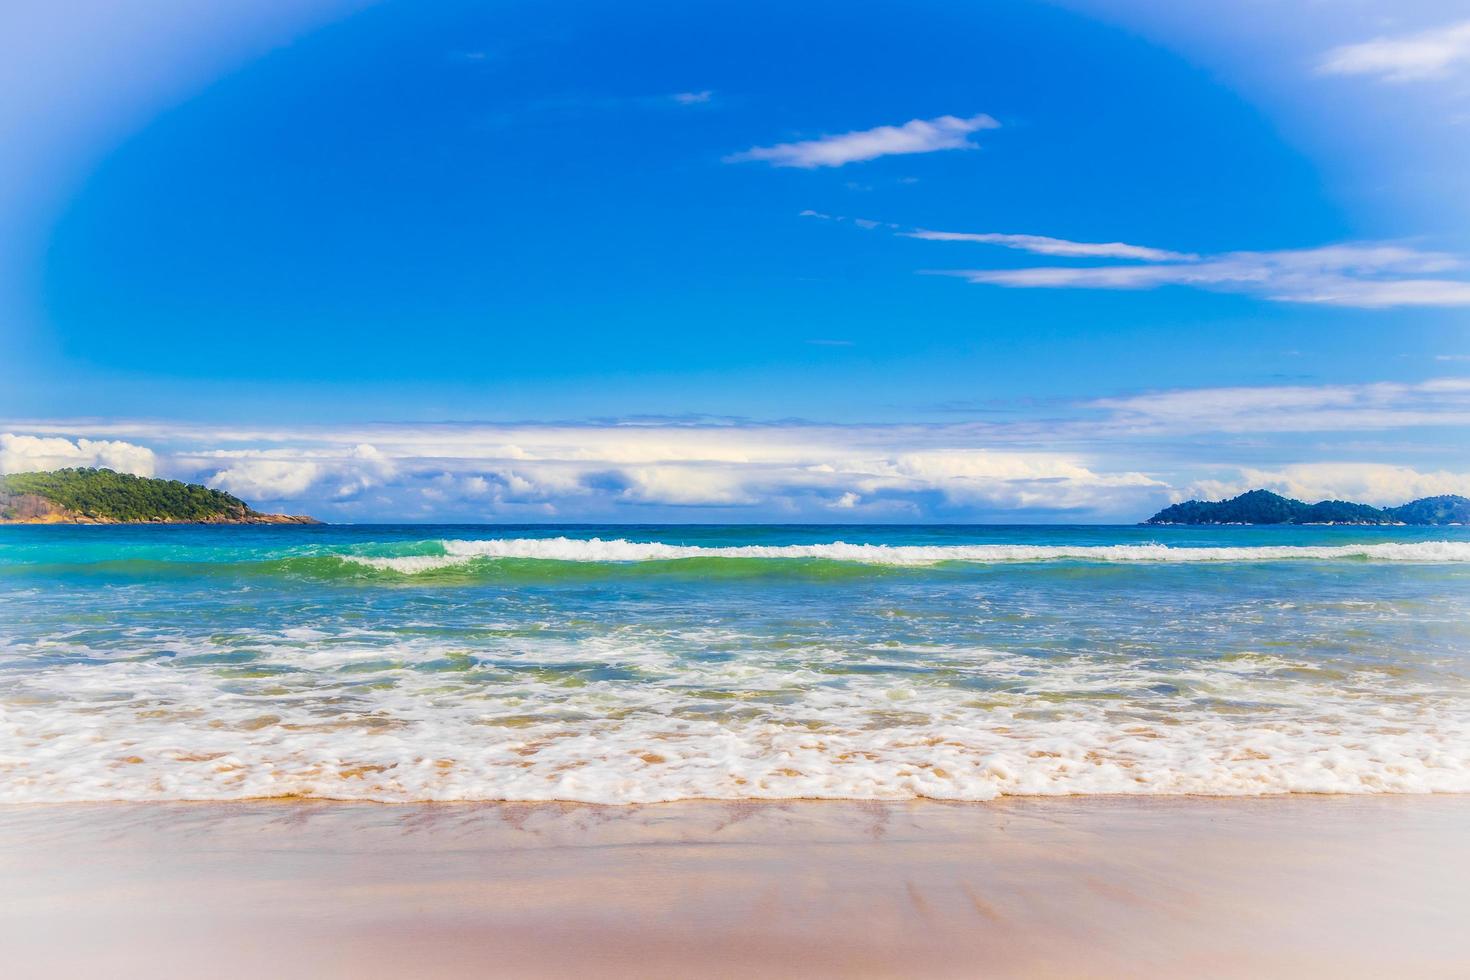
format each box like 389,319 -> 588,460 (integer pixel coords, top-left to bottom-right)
8,0 -> 1470,974
2,796 -> 1467,978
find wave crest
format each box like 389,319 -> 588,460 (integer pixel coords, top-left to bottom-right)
341,536 -> 1470,573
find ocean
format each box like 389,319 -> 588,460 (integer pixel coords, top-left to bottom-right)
2,523 -> 1468,803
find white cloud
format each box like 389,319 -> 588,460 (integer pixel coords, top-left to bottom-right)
904,230 -> 1195,262
873,450 -> 1159,510
1319,19 -> 1470,82
1092,378 -> 1470,433
617,466 -> 757,506
933,243 -> 1470,308
1283,278 -> 1470,307
198,442 -> 397,501
7,388 -> 1469,521
207,459 -> 322,499
726,113 -> 999,168
0,433 -> 155,476
804,213 -> 1468,309
0,420 -> 1166,518
1188,464 -> 1470,507
797,209 -> 898,230
671,90 -> 712,105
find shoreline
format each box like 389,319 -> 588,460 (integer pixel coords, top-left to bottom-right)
0,513 -> 320,525
4,795 -> 1467,978
2,788 -> 1467,806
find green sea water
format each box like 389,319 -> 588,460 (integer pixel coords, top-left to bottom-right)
2,523 -> 1468,802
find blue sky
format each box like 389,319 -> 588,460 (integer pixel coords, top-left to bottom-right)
2,0 -> 1468,521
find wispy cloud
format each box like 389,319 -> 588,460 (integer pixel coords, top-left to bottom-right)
806,210 -> 1470,309
929,243 -> 1470,308
490,90 -> 719,124
1319,19 -> 1470,82
903,230 -> 1196,262
804,210 -> 1191,261
1091,378 -> 1470,433
798,209 -> 898,229
726,113 -> 999,168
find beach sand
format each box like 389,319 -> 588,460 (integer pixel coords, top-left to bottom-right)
1,796 -> 1467,978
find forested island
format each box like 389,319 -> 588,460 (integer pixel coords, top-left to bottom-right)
1146,489 -> 1470,526
0,468 -> 319,525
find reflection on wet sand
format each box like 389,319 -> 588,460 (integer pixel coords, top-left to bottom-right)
2,796 -> 1467,978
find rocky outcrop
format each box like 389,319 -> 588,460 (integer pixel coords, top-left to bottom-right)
0,491 -> 74,523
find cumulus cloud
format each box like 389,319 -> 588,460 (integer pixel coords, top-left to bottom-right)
617,466 -> 758,506
1319,19 -> 1470,82
0,433 -> 155,476
856,450 -> 1159,511
1187,464 -> 1470,507
726,113 -> 998,168
426,437 -> 1160,513
200,442 -> 395,501
0,420 -> 1166,518
8,387 -> 1469,521
207,459 -> 322,499
931,243 -> 1470,308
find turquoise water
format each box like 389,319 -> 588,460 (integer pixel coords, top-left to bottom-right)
2,524 -> 1468,802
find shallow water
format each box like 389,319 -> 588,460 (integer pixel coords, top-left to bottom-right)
2,524 -> 1468,802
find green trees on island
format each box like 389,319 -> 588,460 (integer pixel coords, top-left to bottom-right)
1387,495 -> 1470,526
1146,489 -> 1470,525
0,468 -> 253,522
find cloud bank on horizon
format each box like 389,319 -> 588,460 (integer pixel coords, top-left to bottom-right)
5,375 -> 1468,521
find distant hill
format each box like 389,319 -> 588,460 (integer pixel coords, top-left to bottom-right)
1146,489 -> 1470,526
1387,495 -> 1470,525
0,468 -> 319,525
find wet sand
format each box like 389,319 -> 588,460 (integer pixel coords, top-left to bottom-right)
1,796 -> 1467,978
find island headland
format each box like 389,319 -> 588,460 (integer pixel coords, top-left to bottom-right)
1146,488 -> 1470,526
0,467 -> 318,525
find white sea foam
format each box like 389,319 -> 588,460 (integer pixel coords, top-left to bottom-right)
6,530 -> 1468,805
342,536 -> 1470,573
2,624 -> 1468,804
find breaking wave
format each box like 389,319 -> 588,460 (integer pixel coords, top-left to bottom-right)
3,525 -> 1468,803
341,536 -> 1470,573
